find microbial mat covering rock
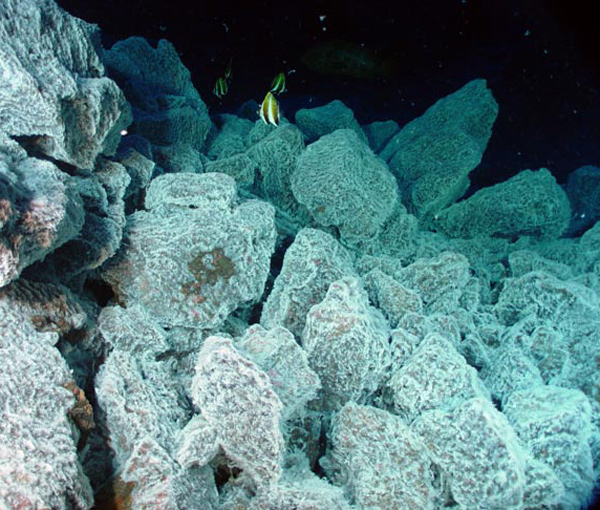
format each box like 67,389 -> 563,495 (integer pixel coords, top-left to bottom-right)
1,1 -> 599,508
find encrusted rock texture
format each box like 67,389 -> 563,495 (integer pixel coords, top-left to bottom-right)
1,1 -> 599,509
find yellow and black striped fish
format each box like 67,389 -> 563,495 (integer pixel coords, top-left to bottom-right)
259,91 -> 280,126
270,71 -> 286,95
213,76 -> 228,98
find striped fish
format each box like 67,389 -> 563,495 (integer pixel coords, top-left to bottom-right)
259,91 -> 280,126
270,71 -> 286,95
213,76 -> 228,98
225,58 -> 233,81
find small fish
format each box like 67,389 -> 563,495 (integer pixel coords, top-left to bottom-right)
225,58 -> 233,81
270,71 -> 286,95
213,76 -> 228,98
259,91 -> 280,126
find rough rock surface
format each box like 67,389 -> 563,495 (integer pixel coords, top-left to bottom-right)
323,402 -> 437,509
397,251 -> 475,315
237,325 -> 321,421
206,114 -> 253,160
389,312 -> 462,369
247,123 -> 309,222
565,164 -> 600,234
95,350 -> 189,468
390,333 -> 490,421
292,129 -> 398,245
364,201 -> 419,258
0,281 -> 93,509
102,36 -> 211,150
261,228 -> 356,338
495,270 -> 600,404
119,436 -> 218,510
0,153 -> 84,287
411,398 -> 526,509
362,119 -> 400,154
294,100 -> 367,143
153,143 -> 204,174
302,277 -> 391,411
504,386 -> 596,509
508,249 -> 574,280
246,474 -> 349,509
380,79 -> 498,221
0,0 -> 128,169
436,168 -> 571,239
218,453 -> 350,510
187,336 -> 285,490
203,153 -> 256,187
102,172 -> 276,328
479,340 -> 544,404
40,157 -> 131,280
2,3 -> 599,508
97,303 -> 170,356
363,268 -> 423,327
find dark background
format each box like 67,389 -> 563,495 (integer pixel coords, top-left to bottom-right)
56,0 -> 599,188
